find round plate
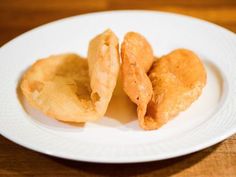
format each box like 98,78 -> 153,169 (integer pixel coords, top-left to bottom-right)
0,10 -> 236,163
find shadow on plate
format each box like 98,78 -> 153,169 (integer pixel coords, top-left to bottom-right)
105,76 -> 137,124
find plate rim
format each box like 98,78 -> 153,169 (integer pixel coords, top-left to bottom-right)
0,121 -> 235,163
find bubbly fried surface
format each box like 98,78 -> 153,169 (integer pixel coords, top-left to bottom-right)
143,49 -> 207,130
121,32 -> 154,126
21,29 -> 120,123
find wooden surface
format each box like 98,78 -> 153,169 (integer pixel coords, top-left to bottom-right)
0,0 -> 236,176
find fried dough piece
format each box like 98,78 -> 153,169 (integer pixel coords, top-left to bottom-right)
88,29 -> 120,116
121,32 -> 154,126
21,29 -> 120,122
143,49 -> 207,130
21,54 -> 98,122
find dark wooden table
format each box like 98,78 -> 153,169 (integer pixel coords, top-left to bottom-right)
1,0 -> 236,176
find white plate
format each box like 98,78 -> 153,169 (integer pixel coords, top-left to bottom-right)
0,10 -> 236,163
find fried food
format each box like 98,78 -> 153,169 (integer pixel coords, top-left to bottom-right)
143,49 -> 207,130
88,29 -> 120,116
21,29 -> 207,130
21,54 -> 98,122
121,32 -> 154,127
21,29 -> 120,123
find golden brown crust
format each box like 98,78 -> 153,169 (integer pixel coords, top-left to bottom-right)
121,32 -> 154,126
88,29 -> 120,116
142,49 -> 207,130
